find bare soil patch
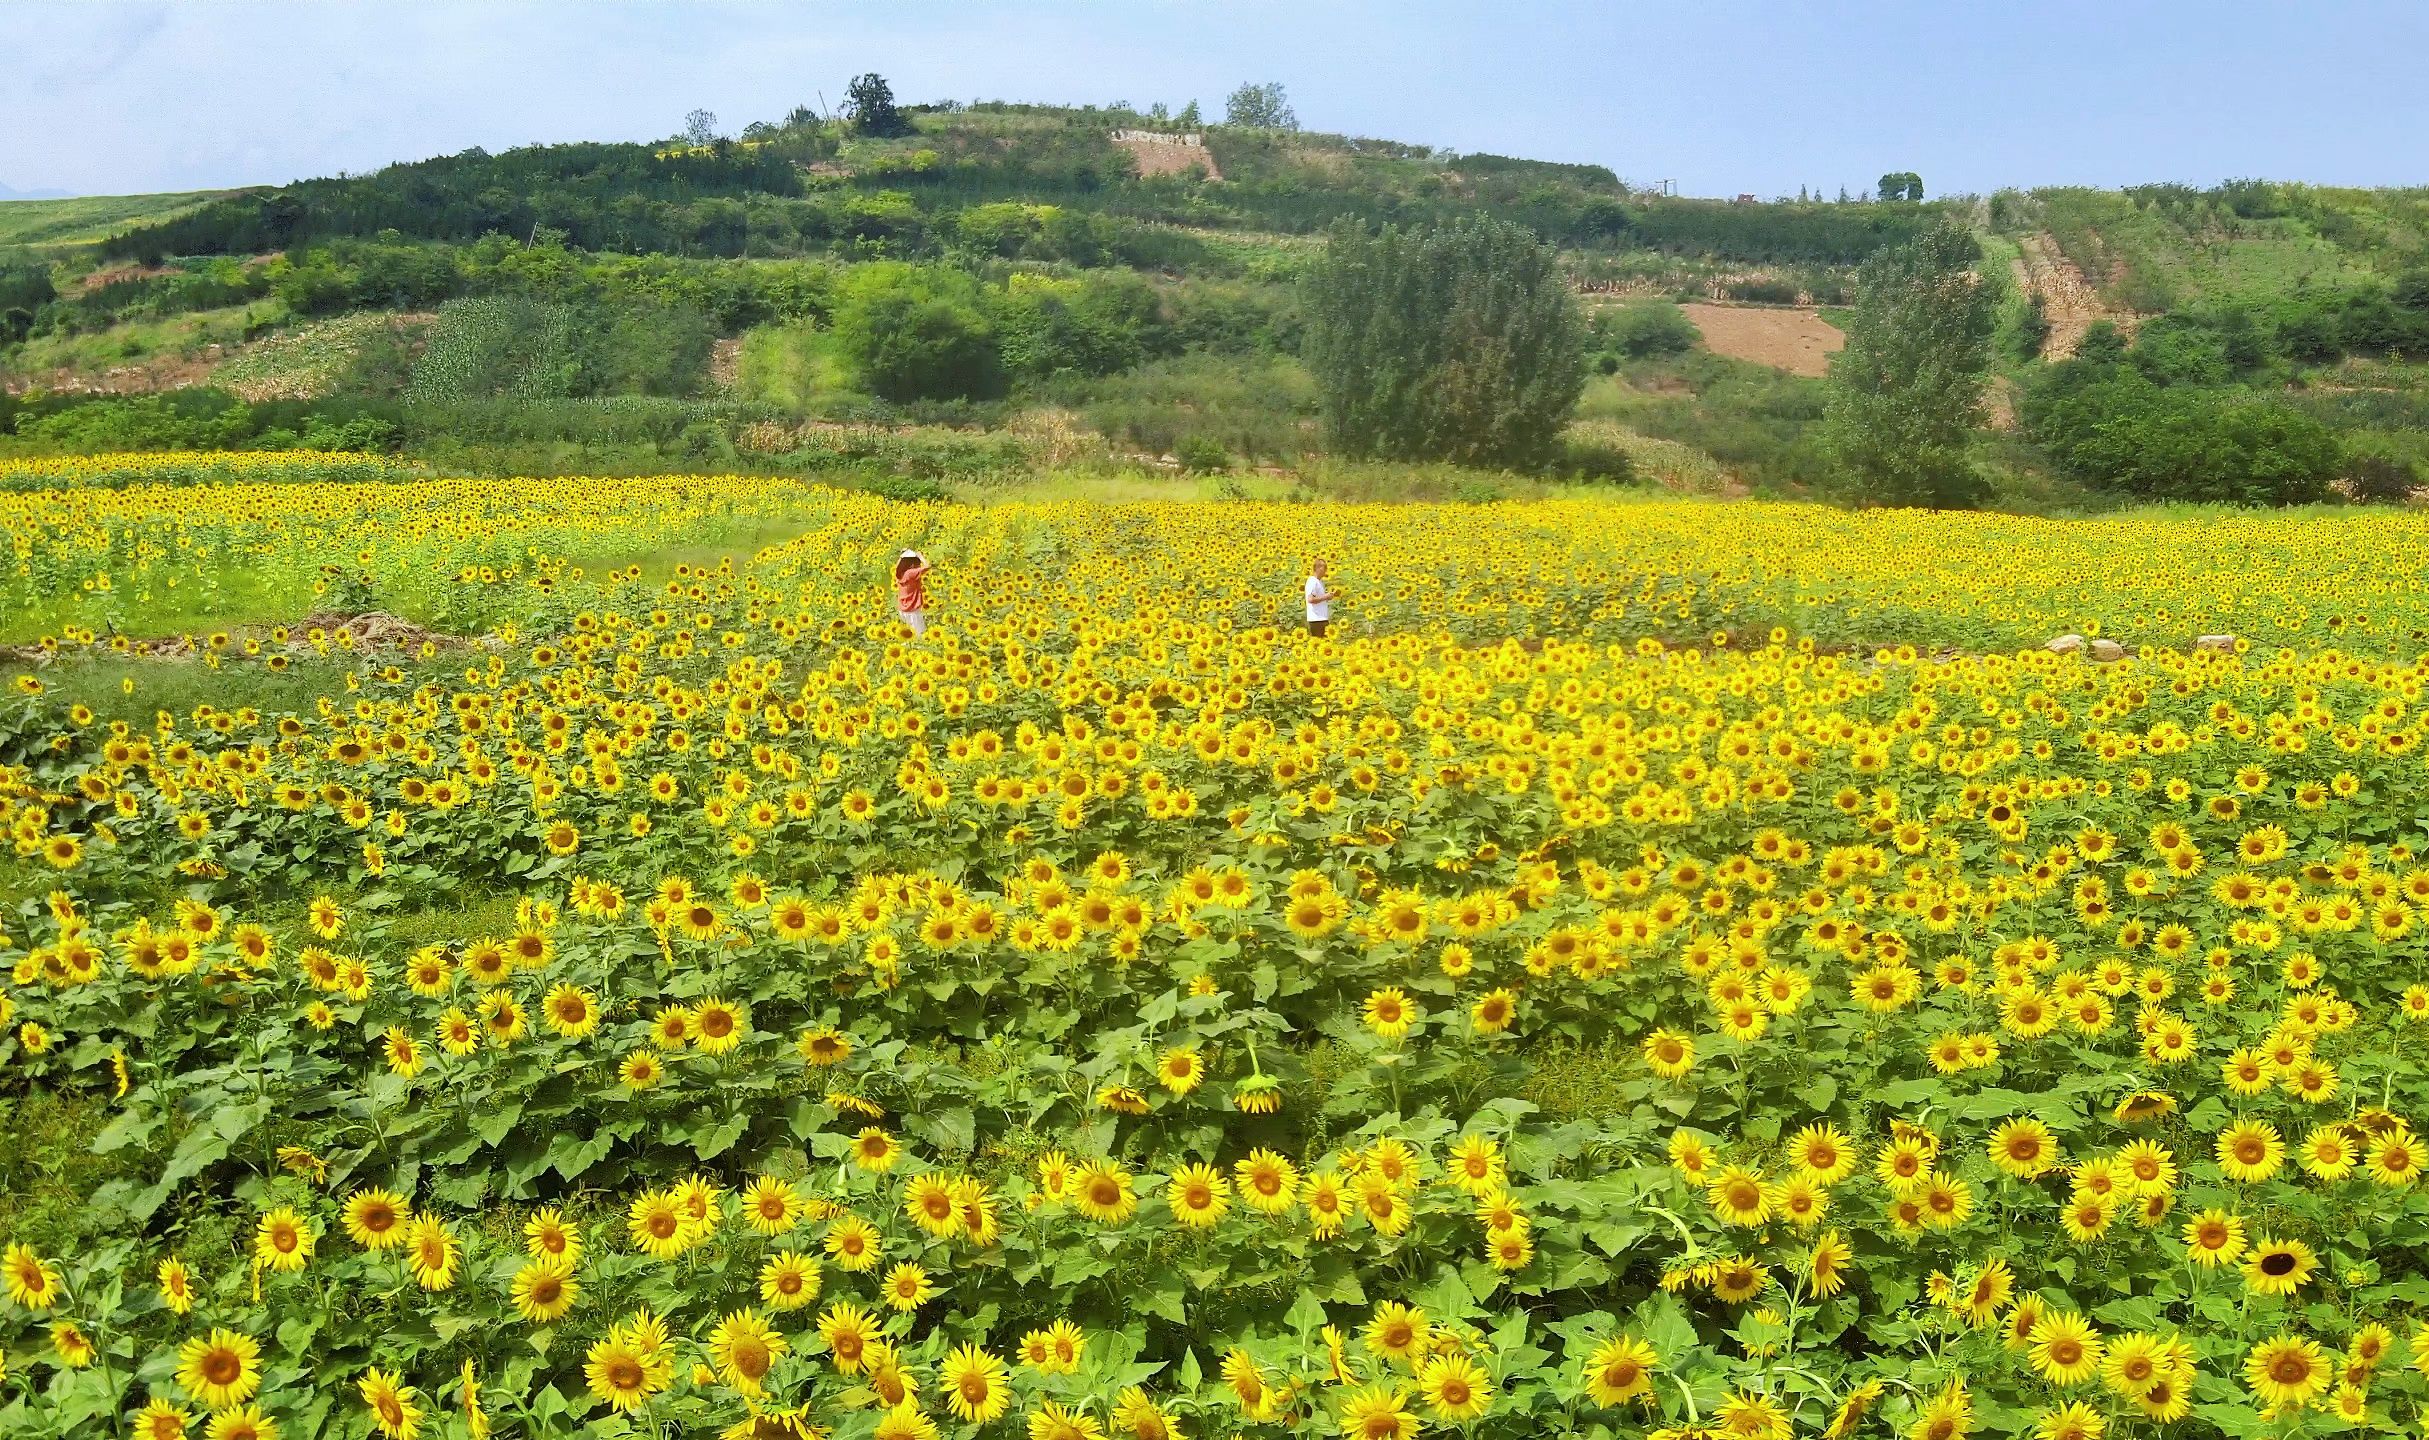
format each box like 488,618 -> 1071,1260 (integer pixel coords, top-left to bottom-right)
6,353 -> 221,397
2014,232 -> 2141,360
1114,135 -> 1219,181
1985,376 -> 2020,431
1677,302 -> 1844,378
2,610 -> 472,666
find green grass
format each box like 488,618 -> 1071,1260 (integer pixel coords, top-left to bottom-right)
558,514 -> 826,581
10,656 -> 373,726
0,190 -> 235,249
0,301 -> 275,380
733,321 -> 858,410
0,563 -> 307,647
0,1089 -> 126,1253
2023,187 -> 2386,312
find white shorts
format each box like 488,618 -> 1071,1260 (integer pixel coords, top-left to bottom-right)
900,609 -> 927,636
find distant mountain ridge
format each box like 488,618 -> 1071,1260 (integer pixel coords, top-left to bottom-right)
0,183 -> 74,202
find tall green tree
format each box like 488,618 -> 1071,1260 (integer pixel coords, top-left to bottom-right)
1223,82 -> 1298,131
1819,217 -> 1996,507
831,263 -> 999,400
1302,216 -> 1586,470
844,74 -> 909,137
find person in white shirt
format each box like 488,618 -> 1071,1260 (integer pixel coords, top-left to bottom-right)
1304,559 -> 1337,638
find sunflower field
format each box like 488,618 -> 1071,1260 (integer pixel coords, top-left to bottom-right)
8,457 -> 2429,1440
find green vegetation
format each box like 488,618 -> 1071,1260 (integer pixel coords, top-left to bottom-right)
3,91 -> 2427,510
1303,217 -> 1585,469
2022,329 -> 2348,505
0,190 -> 231,249
1820,219 -> 1998,507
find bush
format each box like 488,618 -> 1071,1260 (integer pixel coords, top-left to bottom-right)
2024,364 -> 2344,506
1302,216 -> 1585,470
1558,433 -> 1636,484
14,390 -> 257,452
831,264 -> 1002,401
1595,302 -> 1700,360
1723,278 -> 1800,305
2128,315 -> 2230,387
2346,449 -> 2422,504
2006,294 -> 2051,362
1063,353 -> 1319,462
253,414 -> 400,454
857,472 -> 950,503
1175,434 -> 1231,472
990,271 -> 1170,380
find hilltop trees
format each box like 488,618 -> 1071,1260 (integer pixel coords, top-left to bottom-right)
1820,217 -> 1996,507
1877,172 -> 1924,202
1224,82 -> 1298,131
1302,216 -> 1586,470
845,74 -> 910,137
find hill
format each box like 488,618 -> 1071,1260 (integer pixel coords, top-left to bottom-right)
0,98 -> 2423,505
0,189 -> 238,250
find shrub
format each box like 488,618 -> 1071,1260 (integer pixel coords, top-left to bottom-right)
991,271 -> 1170,380
1175,434 -> 1231,472
1064,353 -> 1319,463
830,264 -> 1002,401
1595,302 -> 1700,360
14,390 -> 257,452
2346,448 -> 2423,504
2128,315 -> 2230,387
1558,432 -> 1636,484
2024,364 -> 2344,506
1723,278 -> 1800,305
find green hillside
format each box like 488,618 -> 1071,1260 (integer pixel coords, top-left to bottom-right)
0,189 -> 237,249
1,96 -> 2424,507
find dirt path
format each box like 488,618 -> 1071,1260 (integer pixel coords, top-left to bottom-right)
1676,302 -> 1844,378
709,338 -> 742,393
1984,375 -> 2019,431
2013,232 -> 2138,361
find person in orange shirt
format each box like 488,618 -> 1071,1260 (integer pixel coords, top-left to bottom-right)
893,550 -> 932,635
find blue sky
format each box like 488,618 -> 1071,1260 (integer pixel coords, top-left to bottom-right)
5,0 -> 2426,200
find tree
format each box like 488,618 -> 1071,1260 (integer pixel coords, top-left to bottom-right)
1302,216 -> 1586,469
844,74 -> 909,137
1224,82 -> 1297,131
1176,100 -> 1202,128
1819,217 -> 1996,507
683,109 -> 719,147
1876,172 -> 1923,203
830,263 -> 1000,400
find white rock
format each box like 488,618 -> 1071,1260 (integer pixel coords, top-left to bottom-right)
2195,634 -> 2237,652
2090,638 -> 2127,661
2045,634 -> 2086,655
